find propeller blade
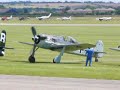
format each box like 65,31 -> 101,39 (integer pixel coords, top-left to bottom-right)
31,26 -> 37,36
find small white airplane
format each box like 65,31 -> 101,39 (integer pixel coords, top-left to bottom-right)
61,16 -> 71,20
0,15 -> 13,21
36,13 -> 52,20
19,27 -> 105,63
96,17 -> 112,21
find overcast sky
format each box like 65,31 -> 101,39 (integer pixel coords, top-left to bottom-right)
1,0 -> 120,3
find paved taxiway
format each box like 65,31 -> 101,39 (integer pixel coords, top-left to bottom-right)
0,75 -> 120,90
1,23 -> 120,26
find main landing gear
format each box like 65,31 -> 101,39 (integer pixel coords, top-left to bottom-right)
53,47 -> 65,63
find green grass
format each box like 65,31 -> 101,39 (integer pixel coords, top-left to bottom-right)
1,16 -> 120,24
0,26 -> 120,80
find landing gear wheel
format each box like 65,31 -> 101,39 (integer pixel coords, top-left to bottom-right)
53,59 -> 56,63
95,58 -> 98,62
118,46 -> 120,48
28,56 -> 35,63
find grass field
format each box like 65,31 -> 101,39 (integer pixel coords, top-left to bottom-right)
1,16 -> 120,24
0,25 -> 120,80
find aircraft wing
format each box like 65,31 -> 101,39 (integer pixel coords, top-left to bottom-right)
51,43 -> 95,51
110,48 -> 120,51
19,42 -> 34,46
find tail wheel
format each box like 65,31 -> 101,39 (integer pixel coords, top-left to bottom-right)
28,56 -> 35,63
95,58 -> 98,62
118,46 -> 120,48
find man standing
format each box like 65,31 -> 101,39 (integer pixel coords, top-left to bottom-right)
85,48 -> 94,66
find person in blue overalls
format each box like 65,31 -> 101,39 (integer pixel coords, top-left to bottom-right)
85,48 -> 94,66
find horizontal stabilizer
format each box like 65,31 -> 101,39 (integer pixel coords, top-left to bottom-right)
94,51 -> 107,54
110,48 -> 120,51
5,47 -> 14,49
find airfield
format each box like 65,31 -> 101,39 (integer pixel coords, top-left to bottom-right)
0,75 -> 120,90
0,18 -> 120,89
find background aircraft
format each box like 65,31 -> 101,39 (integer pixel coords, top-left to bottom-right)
61,16 -> 71,20
56,16 -> 71,20
36,13 -> 51,20
19,27 -> 96,63
96,17 -> 112,21
0,15 -> 13,21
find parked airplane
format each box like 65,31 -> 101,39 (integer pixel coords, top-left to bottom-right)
0,30 -> 13,56
0,15 -> 13,21
20,27 -> 105,63
19,27 -> 98,63
36,13 -> 52,20
61,16 -> 71,20
96,17 -> 112,21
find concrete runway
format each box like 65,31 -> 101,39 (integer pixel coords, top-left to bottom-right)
0,75 -> 120,90
1,23 -> 120,26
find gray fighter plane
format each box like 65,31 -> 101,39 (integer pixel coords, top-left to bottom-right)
19,27 -> 105,63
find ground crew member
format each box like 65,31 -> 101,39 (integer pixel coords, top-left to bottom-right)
85,48 -> 94,66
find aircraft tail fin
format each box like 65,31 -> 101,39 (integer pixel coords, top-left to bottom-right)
94,40 -> 104,58
48,13 -> 52,18
0,30 -> 6,56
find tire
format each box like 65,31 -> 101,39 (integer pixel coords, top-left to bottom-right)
95,58 -> 98,62
28,56 -> 35,63
53,59 -> 56,63
118,46 -> 120,48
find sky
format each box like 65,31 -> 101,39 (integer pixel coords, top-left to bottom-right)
1,0 -> 120,3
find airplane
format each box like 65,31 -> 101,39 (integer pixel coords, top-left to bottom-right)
36,13 -> 52,20
96,17 -> 112,21
19,27 -> 105,63
61,16 -> 71,20
0,15 -> 13,21
0,30 -> 14,56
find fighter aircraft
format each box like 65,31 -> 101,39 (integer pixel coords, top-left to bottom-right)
96,17 -> 112,21
19,27 -> 105,63
36,13 -> 52,20
0,15 -> 13,21
0,30 -> 14,56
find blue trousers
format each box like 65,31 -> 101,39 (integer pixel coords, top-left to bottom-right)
86,57 -> 92,66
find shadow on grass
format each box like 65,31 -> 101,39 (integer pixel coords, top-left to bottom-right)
11,60 -> 82,64
97,62 -> 120,67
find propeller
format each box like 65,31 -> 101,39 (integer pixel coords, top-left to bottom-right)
30,26 -> 47,57
29,27 -> 47,63
31,26 -> 37,37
